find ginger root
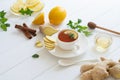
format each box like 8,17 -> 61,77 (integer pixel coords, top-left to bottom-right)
109,63 -> 120,79
80,63 -> 95,73
80,57 -> 118,80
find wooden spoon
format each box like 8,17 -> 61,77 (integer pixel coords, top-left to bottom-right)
88,22 -> 120,35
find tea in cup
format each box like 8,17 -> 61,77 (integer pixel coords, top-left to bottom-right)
57,29 -> 79,50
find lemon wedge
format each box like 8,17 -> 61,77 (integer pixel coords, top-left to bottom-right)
32,12 -> 44,25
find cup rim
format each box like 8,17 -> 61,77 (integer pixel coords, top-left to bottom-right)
95,33 -> 112,42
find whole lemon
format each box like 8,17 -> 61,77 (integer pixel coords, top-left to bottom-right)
48,6 -> 67,25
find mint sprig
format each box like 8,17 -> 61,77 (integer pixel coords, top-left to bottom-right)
67,19 -> 91,36
19,8 -> 33,16
0,11 -> 10,31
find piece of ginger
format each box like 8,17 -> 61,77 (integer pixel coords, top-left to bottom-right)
39,25 -> 58,36
80,57 -> 118,80
109,63 -> 120,79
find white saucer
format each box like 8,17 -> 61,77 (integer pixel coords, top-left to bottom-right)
48,33 -> 88,58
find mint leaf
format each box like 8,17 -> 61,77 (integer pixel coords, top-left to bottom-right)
0,10 -> 10,31
83,31 -> 91,36
26,8 -> 33,16
69,33 -> 74,39
67,19 -> 91,36
78,19 -> 82,23
1,24 -> 7,31
0,11 -> 6,18
0,17 -> 7,23
5,23 -> 10,27
32,54 -> 39,58
19,8 -> 33,16
19,8 -> 25,15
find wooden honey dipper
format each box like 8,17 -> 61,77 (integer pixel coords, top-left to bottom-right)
88,22 -> 120,35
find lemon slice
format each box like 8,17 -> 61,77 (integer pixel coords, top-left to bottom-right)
11,5 -> 20,13
32,12 -> 44,25
11,0 -> 44,15
26,0 -> 40,8
29,2 -> 44,12
64,30 -> 78,39
11,0 -> 25,13
16,0 -> 24,5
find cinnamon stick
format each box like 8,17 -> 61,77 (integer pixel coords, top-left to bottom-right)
15,25 -> 32,39
23,23 -> 36,36
23,23 -> 36,33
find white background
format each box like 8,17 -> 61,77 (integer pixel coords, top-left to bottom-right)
0,0 -> 120,80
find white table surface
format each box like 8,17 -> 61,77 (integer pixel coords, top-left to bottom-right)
0,0 -> 120,80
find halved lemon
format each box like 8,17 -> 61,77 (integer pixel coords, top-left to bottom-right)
32,12 -> 44,25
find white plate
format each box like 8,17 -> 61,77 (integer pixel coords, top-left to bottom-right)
48,33 -> 88,58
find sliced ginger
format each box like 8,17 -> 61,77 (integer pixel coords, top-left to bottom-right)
35,41 -> 43,48
43,36 -> 56,50
32,12 -> 44,25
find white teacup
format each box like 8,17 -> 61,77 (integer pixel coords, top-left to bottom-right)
57,29 -> 79,50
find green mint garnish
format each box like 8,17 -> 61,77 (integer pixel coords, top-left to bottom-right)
19,8 -> 33,16
0,10 -> 10,31
67,19 -> 91,36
